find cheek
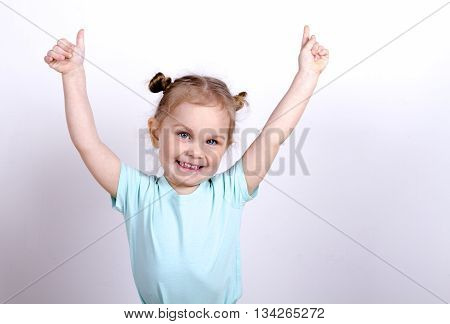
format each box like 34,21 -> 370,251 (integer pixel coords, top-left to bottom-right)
157,140 -> 177,165
162,136 -> 183,154
205,148 -> 225,163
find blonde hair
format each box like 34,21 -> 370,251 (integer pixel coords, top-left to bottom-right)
147,72 -> 248,148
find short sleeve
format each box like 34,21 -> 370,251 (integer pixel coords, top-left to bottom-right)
213,156 -> 260,208
110,162 -> 155,215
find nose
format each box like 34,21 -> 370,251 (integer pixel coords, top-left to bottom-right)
185,140 -> 205,161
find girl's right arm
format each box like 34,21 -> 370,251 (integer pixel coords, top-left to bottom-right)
45,29 -> 120,198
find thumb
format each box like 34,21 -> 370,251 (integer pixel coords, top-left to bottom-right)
76,29 -> 85,49
301,25 -> 310,48
304,35 -> 316,51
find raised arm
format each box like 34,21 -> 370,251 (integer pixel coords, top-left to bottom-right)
242,25 -> 329,195
44,29 -> 121,197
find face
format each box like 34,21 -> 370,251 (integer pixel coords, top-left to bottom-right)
151,101 -> 231,192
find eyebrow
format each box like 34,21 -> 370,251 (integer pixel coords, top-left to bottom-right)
173,123 -> 226,140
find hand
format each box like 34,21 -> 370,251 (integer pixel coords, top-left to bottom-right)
298,25 -> 329,75
44,29 -> 85,75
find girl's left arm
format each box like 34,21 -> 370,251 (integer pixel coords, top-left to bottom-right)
242,25 -> 329,195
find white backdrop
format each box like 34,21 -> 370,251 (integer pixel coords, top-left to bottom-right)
1,0 -> 449,303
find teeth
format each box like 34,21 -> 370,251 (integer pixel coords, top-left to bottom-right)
179,161 -> 200,170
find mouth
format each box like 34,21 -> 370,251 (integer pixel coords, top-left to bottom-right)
176,160 -> 204,172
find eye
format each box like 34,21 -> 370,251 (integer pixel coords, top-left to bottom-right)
177,131 -> 191,140
206,139 -> 218,146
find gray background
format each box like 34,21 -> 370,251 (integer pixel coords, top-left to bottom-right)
1,0 -> 449,303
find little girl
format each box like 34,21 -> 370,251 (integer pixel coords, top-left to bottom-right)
44,25 -> 329,304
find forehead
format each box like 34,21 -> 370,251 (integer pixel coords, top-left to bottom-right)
163,101 -> 231,133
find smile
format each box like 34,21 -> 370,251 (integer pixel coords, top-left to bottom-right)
176,160 -> 204,172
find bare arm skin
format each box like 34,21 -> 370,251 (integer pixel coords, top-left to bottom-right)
242,25 -> 330,195
45,29 -> 120,198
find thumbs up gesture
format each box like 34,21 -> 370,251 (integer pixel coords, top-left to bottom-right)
298,25 -> 329,75
44,29 -> 85,75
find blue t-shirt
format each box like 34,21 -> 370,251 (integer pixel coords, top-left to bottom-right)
110,156 -> 259,304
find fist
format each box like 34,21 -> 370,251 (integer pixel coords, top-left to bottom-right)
44,29 -> 85,75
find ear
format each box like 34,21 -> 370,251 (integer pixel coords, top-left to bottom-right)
147,117 -> 160,148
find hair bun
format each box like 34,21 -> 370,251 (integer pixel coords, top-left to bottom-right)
148,72 -> 172,93
233,91 -> 248,111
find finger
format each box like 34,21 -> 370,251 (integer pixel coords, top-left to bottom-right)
76,29 -> 85,49
47,49 -> 66,61
57,38 -> 75,52
304,34 -> 316,51
301,25 -> 310,48
52,45 -> 72,58
312,42 -> 321,54
44,55 -> 54,64
315,43 -> 322,52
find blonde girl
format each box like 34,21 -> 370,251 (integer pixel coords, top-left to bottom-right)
44,25 -> 329,303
